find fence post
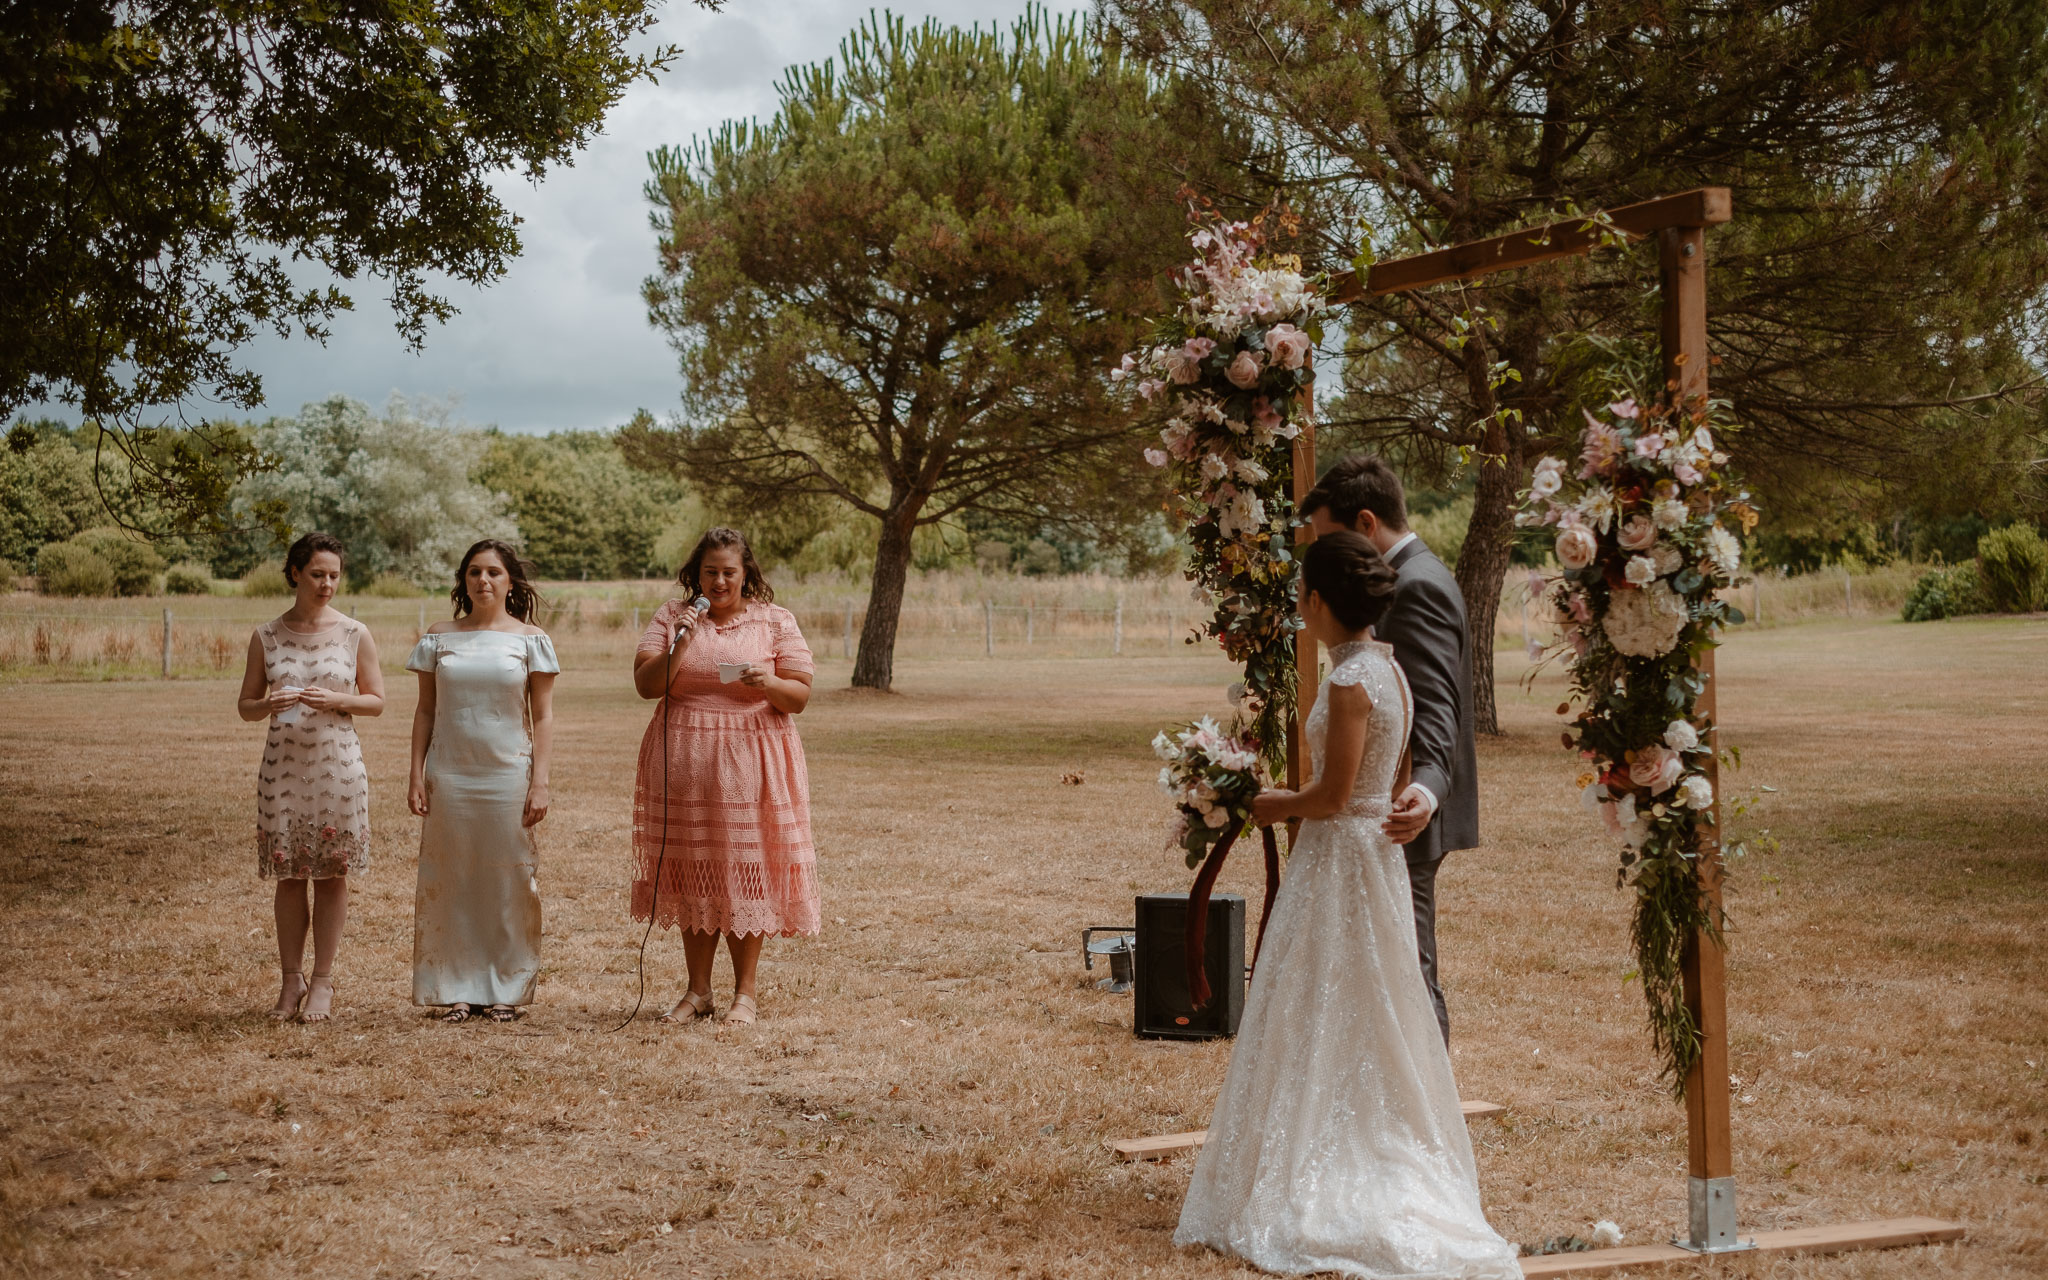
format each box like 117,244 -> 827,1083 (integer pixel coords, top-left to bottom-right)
1167,611 -> 1175,650
843,603 -> 853,659
1843,567 -> 1853,613
984,599 -> 993,656
1025,605 -> 1034,647
632,606 -> 640,637
161,608 -> 172,678
1752,578 -> 1762,625
1113,599 -> 1123,656
418,602 -> 426,635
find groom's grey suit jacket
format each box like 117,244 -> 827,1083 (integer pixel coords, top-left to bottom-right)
1376,537 -> 1478,865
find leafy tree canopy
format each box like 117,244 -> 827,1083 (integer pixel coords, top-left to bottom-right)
0,0 -> 702,534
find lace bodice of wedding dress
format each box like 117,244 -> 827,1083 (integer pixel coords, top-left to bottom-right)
1175,638 -> 1520,1279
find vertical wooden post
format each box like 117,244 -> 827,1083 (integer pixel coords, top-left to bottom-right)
1025,605 -> 1034,647
1663,222 -> 1746,1254
1288,374 -> 1318,792
419,602 -> 427,636
161,608 -> 172,678
1113,598 -> 1123,656
984,599 -> 993,656
843,603 -> 854,659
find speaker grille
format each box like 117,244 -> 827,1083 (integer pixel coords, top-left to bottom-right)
1134,892 -> 1245,1039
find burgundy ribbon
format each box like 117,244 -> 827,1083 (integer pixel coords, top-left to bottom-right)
1185,820 -> 1284,1010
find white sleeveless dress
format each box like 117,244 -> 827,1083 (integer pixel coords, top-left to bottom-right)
1176,638 -> 1520,1279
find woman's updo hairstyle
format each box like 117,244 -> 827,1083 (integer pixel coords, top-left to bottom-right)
451,538 -> 543,622
679,527 -> 774,604
1301,529 -> 1399,631
283,531 -> 347,588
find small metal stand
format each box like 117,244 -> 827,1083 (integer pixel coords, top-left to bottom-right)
1671,1176 -> 1756,1254
1081,926 -> 1135,994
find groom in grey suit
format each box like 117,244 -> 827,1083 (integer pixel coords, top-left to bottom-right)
1303,456 -> 1477,1047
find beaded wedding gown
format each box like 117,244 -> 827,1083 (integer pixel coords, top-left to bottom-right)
1176,638 -> 1520,1279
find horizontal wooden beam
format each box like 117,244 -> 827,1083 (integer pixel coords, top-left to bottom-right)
1114,1100 -> 1504,1161
1329,188 -> 1731,301
1518,1217 -> 1964,1277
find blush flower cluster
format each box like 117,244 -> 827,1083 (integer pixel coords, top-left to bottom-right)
1154,718 -> 1266,868
1116,215 -> 1326,764
1518,384 -> 1759,1098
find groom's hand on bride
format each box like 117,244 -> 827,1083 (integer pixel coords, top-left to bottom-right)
1382,785 -> 1435,844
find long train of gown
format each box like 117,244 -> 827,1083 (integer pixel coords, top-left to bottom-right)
1175,638 -> 1521,1279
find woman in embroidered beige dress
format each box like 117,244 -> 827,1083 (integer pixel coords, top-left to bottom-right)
236,532 -> 385,1023
631,528 -> 816,1026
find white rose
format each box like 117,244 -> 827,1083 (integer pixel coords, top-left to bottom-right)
1603,579 -> 1688,658
1625,555 -> 1657,587
1203,806 -> 1229,829
1663,720 -> 1700,753
1679,774 -> 1714,810
1530,457 -> 1565,498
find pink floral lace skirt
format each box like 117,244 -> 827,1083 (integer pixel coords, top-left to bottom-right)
630,702 -> 819,937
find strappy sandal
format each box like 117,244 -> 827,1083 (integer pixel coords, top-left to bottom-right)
487,1005 -> 518,1023
300,973 -> 335,1023
270,971 -> 307,1022
441,1003 -> 472,1023
659,989 -> 716,1024
722,993 -> 757,1026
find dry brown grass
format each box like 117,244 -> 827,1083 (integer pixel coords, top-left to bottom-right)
1,617 -> 2043,1279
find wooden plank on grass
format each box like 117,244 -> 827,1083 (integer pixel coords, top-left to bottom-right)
1517,1217 -> 1965,1277
1115,1100 -> 1505,1161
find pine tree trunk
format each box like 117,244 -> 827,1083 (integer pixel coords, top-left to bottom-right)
851,509 -> 917,691
1456,451 -> 1520,737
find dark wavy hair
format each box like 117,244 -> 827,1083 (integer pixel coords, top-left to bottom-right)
1301,454 -> 1409,532
450,539 -> 542,622
1302,529 -> 1400,631
678,527 -> 774,604
283,531 -> 346,588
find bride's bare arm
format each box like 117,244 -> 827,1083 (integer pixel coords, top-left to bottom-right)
1255,683 -> 1373,823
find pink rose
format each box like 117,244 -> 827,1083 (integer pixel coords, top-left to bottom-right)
1628,745 -> 1683,795
1555,526 -> 1598,571
1225,349 -> 1265,389
1617,515 -> 1656,552
1263,324 -> 1312,370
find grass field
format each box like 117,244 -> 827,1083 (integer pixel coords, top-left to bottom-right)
1,616 -> 2043,1278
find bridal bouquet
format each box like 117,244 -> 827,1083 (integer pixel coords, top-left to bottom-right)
1118,211 -> 1326,765
1154,718 -> 1265,869
1519,386 -> 1756,1095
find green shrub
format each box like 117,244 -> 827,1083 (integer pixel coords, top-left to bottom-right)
365,572 -> 424,598
0,555 -> 19,591
1901,561 -> 1985,622
67,528 -> 165,596
164,562 -> 213,595
239,559 -> 293,597
1976,524 -> 2048,613
36,542 -> 117,596
1412,495 -> 1472,569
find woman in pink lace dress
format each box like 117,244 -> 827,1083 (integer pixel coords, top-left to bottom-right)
631,528 -> 816,1025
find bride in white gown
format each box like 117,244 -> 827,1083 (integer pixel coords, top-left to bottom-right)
1176,530 -> 1521,1279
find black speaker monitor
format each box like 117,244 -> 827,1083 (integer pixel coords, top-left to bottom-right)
1134,892 -> 1244,1039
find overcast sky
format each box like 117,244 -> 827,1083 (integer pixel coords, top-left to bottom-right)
225,0 -> 1036,435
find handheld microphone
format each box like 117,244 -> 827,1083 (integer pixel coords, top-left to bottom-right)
669,596 -> 711,653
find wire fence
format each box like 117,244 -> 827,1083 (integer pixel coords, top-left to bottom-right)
0,561 -> 1936,682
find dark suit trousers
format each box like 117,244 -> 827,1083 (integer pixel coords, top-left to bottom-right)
1408,855 -> 1450,1048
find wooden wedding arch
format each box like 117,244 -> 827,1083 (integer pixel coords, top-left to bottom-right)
1121,190 -> 1965,1275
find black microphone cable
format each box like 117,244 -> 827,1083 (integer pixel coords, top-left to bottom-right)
608,595 -> 708,1033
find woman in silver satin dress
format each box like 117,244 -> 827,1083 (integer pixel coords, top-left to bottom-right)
405,540 -> 559,1023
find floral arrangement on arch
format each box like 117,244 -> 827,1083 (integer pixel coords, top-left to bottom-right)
1519,385 -> 1758,1096
1116,212 -> 1326,769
